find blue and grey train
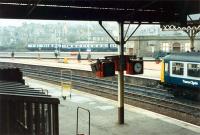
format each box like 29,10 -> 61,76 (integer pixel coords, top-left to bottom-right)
27,43 -> 118,52
160,52 -> 200,99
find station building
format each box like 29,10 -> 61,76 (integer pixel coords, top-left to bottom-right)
126,35 -> 200,57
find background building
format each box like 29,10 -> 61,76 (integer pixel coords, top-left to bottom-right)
126,36 -> 200,57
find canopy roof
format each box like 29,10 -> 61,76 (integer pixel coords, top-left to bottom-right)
0,0 -> 199,25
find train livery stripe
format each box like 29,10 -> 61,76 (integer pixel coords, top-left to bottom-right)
160,60 -> 165,83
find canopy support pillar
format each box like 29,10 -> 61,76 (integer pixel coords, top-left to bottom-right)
118,21 -> 124,124
99,21 -> 140,124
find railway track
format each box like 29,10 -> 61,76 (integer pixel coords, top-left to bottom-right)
1,64 -> 200,125
21,67 -> 172,98
22,68 -> 200,114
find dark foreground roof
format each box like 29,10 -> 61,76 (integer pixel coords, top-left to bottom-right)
0,0 -> 199,24
164,52 -> 200,62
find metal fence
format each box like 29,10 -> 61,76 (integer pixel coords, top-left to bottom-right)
0,80 -> 59,135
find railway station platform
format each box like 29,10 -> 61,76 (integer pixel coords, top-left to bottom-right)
0,58 -> 160,80
25,77 -> 200,135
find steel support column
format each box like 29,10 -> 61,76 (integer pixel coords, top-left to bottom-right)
99,21 -> 140,124
118,21 -> 124,124
184,29 -> 200,52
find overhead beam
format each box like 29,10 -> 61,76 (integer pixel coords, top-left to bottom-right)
99,21 -> 119,44
0,4 -> 188,23
0,0 -> 199,15
125,24 -> 141,43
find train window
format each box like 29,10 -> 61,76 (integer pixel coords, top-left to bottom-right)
39,44 -> 43,48
187,64 -> 200,77
172,62 -> 184,75
28,44 -> 32,47
165,63 -> 168,72
62,45 -> 66,48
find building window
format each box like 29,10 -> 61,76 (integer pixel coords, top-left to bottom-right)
185,43 -> 190,52
172,42 -> 181,52
162,43 -> 170,52
172,62 -> 184,75
187,63 -> 200,77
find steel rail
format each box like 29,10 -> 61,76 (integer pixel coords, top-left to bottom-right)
74,80 -> 200,117
21,67 -> 200,118
21,68 -> 171,97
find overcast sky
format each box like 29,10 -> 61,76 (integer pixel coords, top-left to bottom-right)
0,19 -> 70,26
0,19 -> 111,27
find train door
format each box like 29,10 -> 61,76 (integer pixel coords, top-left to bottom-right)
161,60 -> 170,83
164,61 -> 170,83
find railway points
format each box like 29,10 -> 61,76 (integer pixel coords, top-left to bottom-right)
25,77 -> 200,135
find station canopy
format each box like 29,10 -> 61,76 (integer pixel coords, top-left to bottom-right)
0,0 -> 199,25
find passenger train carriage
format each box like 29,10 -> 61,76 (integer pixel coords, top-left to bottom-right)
27,43 -> 117,52
160,53 -> 200,99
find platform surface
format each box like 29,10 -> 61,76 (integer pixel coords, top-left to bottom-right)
0,58 -> 160,79
25,77 -> 200,135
